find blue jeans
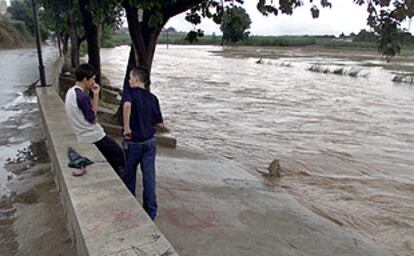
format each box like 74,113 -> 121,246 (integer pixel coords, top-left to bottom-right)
122,138 -> 157,220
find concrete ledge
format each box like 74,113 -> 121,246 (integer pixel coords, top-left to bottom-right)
100,122 -> 177,149
36,87 -> 178,256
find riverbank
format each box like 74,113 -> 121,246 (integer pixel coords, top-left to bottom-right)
0,16 -> 33,49
107,136 -> 386,256
0,86 -> 75,255
0,48 -> 75,255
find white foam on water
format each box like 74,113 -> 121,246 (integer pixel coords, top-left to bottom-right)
17,123 -> 34,130
0,141 -> 31,197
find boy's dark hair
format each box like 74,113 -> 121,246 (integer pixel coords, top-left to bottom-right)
131,66 -> 150,88
75,64 -> 97,82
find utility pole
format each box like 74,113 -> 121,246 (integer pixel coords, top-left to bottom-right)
31,0 -> 47,86
166,30 -> 169,49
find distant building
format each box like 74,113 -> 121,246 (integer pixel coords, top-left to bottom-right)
0,0 -> 7,15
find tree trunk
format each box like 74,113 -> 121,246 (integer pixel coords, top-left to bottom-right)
61,32 -> 69,54
56,32 -> 62,57
116,0 -> 205,123
122,2 -> 166,91
121,30 -> 161,92
67,0 -> 79,68
69,25 -> 79,68
79,0 -> 101,85
97,23 -> 103,46
121,0 -> 205,89
408,0 -> 414,18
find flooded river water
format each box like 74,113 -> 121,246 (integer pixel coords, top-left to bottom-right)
101,45 -> 414,256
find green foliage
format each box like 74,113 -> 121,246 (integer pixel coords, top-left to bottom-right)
40,0 -> 71,35
399,31 -> 414,45
86,0 -> 123,28
13,21 -> 32,39
157,33 -> 343,48
8,0 -> 50,40
362,0 -> 413,60
352,29 -> 378,42
376,10 -> 402,62
101,27 -> 131,48
148,11 -> 164,28
157,31 -> 220,45
8,0 -> 34,32
246,35 -> 315,46
0,16 -> 33,47
220,5 -> 251,43
185,29 -> 204,42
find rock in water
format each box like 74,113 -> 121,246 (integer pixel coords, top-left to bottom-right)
392,74 -> 414,84
268,159 -> 282,178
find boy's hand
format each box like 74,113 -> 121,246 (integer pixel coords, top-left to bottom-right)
123,128 -> 132,140
155,123 -> 169,133
91,83 -> 100,95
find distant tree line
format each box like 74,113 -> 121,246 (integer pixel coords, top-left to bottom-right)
7,0 -> 50,40
340,29 -> 414,46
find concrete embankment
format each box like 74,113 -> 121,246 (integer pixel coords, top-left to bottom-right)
36,86 -> 177,256
147,145 -> 389,256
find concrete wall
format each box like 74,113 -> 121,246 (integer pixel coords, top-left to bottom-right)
36,87 -> 178,256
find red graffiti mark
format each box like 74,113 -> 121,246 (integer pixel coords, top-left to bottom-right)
90,222 -> 101,232
113,209 -> 144,230
165,208 -> 222,230
114,209 -> 134,222
88,210 -> 143,233
126,223 -> 140,229
161,179 -> 195,202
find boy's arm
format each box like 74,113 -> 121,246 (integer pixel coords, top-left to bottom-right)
75,88 -> 96,124
153,96 -> 168,132
90,83 -> 100,114
123,101 -> 132,140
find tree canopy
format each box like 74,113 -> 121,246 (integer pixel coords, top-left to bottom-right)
220,5 -> 251,43
8,0 -> 49,40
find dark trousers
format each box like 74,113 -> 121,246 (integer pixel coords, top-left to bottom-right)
122,138 -> 157,220
94,135 -> 125,177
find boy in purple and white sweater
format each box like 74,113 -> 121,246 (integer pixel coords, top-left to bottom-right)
65,64 -> 124,176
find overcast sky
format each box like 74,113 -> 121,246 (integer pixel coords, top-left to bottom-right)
165,0 -> 414,36
4,0 -> 413,35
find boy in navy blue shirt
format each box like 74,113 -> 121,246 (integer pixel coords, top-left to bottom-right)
122,67 -> 164,220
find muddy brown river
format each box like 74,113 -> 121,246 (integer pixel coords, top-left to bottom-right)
102,45 -> 414,256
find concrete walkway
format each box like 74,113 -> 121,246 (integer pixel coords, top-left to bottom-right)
131,145 -> 388,256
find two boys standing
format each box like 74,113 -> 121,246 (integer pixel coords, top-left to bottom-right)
64,64 -> 163,220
